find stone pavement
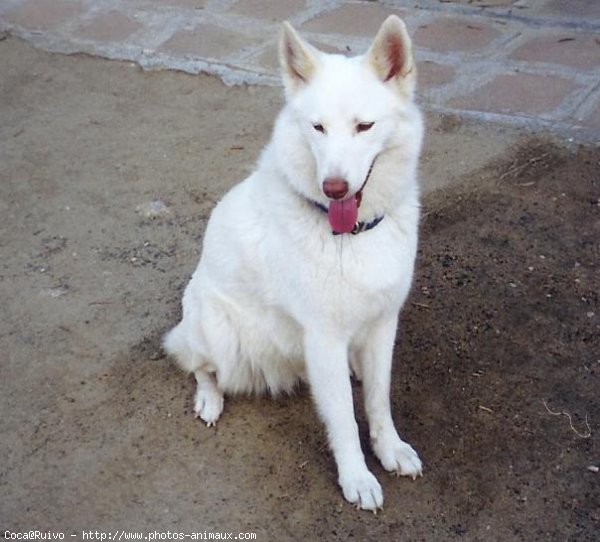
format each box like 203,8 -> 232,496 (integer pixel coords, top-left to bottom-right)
1,0 -> 599,140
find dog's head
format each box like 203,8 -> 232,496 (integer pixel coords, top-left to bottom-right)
275,16 -> 421,231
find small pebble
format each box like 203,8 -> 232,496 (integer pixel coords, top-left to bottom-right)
136,200 -> 170,218
40,285 -> 69,298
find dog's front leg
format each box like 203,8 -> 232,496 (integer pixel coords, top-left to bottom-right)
361,315 -> 423,479
304,332 -> 383,511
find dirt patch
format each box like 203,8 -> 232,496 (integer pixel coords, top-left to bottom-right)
403,141 -> 599,540
0,37 -> 598,540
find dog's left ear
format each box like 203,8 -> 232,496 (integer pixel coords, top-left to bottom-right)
279,21 -> 319,96
365,15 -> 416,98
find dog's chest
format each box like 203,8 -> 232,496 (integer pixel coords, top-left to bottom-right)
267,228 -> 414,327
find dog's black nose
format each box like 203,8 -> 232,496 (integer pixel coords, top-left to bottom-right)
323,178 -> 349,200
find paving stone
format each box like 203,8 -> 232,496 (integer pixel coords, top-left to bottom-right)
4,0 -> 84,31
510,32 -> 600,71
229,0 -> 308,22
414,17 -> 503,53
438,0 -> 517,5
583,101 -> 600,129
418,61 -> 456,90
150,0 -> 208,8
74,11 -> 142,43
245,45 -> 279,72
159,24 -> 260,59
249,39 -> 350,72
449,72 -> 577,119
537,0 -> 600,19
301,3 -> 406,36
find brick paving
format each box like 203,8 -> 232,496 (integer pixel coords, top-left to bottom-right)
1,0 -> 599,140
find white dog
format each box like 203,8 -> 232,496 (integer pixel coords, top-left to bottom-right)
164,15 -> 424,511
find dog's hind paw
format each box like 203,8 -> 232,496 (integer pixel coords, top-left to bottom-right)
194,387 -> 224,427
339,469 -> 384,512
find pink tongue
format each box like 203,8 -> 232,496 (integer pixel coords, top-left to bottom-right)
328,196 -> 358,234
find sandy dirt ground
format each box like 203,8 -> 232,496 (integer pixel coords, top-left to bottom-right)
1,38 -> 598,540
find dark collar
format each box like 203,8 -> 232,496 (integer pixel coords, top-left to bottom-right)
313,201 -> 384,235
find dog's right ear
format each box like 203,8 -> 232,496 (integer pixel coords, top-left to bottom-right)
279,22 -> 319,95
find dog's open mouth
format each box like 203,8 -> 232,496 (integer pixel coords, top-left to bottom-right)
328,191 -> 362,234
324,155 -> 378,234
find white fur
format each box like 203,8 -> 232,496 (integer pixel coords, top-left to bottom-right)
164,16 -> 424,511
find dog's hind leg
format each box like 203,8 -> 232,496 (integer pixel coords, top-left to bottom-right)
361,315 -> 423,479
194,367 -> 224,427
164,319 -> 224,426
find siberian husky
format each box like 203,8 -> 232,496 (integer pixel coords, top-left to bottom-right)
164,15 -> 424,511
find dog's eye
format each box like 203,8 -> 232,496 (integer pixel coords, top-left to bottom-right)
356,122 -> 375,133
312,123 -> 325,134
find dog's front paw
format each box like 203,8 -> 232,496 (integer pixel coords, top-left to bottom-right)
194,387 -> 224,427
339,469 -> 383,512
373,434 -> 423,479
